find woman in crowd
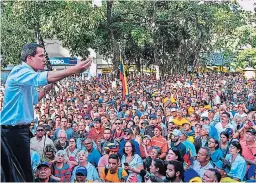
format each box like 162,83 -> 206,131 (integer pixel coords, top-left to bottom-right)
219,131 -> 230,157
51,150 -> 71,182
65,138 -> 79,170
225,141 -> 247,181
121,141 -> 144,182
71,150 -> 100,182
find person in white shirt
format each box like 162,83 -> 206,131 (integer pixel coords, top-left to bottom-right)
215,112 -> 235,137
30,125 -> 55,157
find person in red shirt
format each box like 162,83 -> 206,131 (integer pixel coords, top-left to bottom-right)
151,126 -> 168,159
88,118 -> 104,143
240,129 -> 256,165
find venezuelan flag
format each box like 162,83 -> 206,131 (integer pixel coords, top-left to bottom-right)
120,56 -> 129,100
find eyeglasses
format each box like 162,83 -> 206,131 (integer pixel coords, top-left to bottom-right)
229,145 -> 237,149
37,129 -> 44,132
84,142 -> 92,145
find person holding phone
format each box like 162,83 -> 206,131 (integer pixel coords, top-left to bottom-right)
1,43 -> 92,182
121,141 -> 144,182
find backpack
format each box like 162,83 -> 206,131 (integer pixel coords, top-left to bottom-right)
104,167 -> 124,181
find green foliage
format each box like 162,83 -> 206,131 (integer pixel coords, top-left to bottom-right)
1,0 -> 254,73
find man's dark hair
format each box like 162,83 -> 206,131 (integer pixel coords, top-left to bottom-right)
108,154 -> 119,162
222,111 -> 230,118
104,128 -> 111,132
21,43 -> 43,62
168,160 -> 184,180
208,168 -> 221,182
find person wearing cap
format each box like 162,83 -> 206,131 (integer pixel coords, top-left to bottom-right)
201,117 -> 219,141
30,125 -> 55,158
213,160 -> 238,182
140,135 -> 153,159
74,167 -> 87,183
71,150 -> 100,182
98,142 -> 119,176
151,126 -> 168,159
181,121 -> 195,143
118,128 -> 141,157
169,129 -> 187,159
35,162 -> 57,182
240,128 -> 256,165
88,118 -> 104,143
180,130 -> 197,159
144,115 -> 158,138
100,154 -> 128,182
173,110 -> 189,127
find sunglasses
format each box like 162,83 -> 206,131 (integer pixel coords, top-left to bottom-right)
37,129 -> 44,132
115,123 -> 121,125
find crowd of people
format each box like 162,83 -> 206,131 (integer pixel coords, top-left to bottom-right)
1,72 -> 255,182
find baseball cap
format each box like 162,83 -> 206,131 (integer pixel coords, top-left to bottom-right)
104,143 -> 119,152
180,130 -> 188,137
172,129 -> 182,137
37,162 -> 51,169
182,121 -> 191,126
76,167 -> 87,176
171,108 -> 176,112
246,128 -> 256,135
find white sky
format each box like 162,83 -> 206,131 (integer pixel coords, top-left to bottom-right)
237,0 -> 256,12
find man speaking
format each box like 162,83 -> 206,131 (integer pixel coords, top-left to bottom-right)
1,43 -> 92,182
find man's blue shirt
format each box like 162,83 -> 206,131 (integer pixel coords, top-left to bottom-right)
1,62 -> 48,125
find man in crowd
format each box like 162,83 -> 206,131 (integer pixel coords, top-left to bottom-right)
35,162 -> 56,182
166,160 -> 184,183
202,168 -> 221,183
100,154 -> 128,182
191,147 -> 213,178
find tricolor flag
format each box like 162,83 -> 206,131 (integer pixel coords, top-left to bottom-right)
120,56 -> 129,100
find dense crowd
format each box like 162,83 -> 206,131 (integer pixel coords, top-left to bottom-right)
1,72 -> 255,182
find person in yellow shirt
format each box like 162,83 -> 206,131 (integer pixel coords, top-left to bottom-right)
100,154 -> 128,182
163,92 -> 176,104
213,160 -> 238,183
173,110 -> 189,127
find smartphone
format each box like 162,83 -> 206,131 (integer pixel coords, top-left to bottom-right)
124,162 -> 129,166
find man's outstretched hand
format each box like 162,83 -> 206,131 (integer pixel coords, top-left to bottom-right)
73,57 -> 93,73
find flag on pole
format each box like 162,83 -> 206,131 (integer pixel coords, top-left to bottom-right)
120,56 -> 129,100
